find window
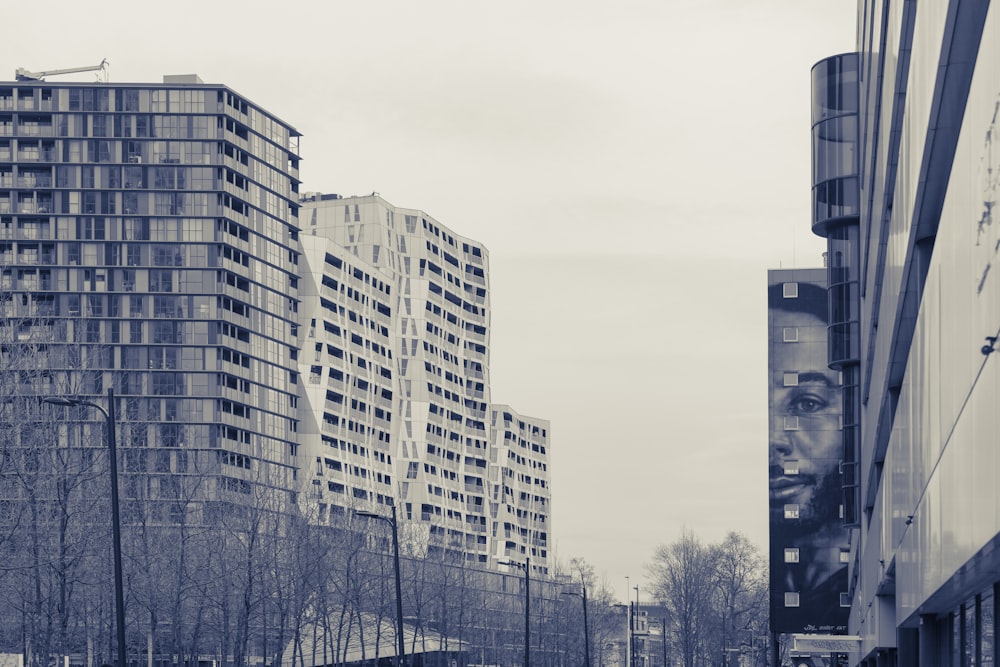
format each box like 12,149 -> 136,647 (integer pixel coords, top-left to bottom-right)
783,460 -> 799,475
129,295 -> 143,317
783,371 -> 798,386
784,504 -> 799,519
783,416 -> 800,430
783,327 -> 799,342
149,269 -> 173,292
840,593 -> 851,607
784,548 -> 799,563
85,320 -> 100,343
784,592 -> 800,607
839,550 -> 850,563
783,282 -> 798,298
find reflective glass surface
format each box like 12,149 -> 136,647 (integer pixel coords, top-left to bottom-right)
881,6 -> 1000,621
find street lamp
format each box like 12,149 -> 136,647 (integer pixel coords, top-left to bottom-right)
355,505 -> 406,667
499,558 -> 530,667
625,577 -> 632,667
562,583 -> 590,667
632,586 -> 640,667
44,388 -> 126,667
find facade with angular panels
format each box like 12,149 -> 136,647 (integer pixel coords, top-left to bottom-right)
296,231 -> 398,524
300,193 -> 551,573
490,405 -> 551,574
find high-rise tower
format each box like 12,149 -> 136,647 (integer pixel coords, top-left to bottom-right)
300,193 -> 550,571
0,75 -> 303,518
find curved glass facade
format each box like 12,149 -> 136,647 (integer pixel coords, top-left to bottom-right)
811,54 -> 860,235
812,53 -> 863,532
827,223 -> 861,367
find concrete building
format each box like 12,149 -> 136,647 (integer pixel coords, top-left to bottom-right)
296,230 -> 398,523
300,193 -> 551,573
767,268 -> 850,640
808,3 -> 1000,664
0,74 -> 303,519
490,405 -> 551,574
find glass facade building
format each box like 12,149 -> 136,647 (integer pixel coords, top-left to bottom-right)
811,2 -> 1000,665
0,76 -> 303,520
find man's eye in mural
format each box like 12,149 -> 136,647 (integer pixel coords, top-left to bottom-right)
789,393 -> 828,415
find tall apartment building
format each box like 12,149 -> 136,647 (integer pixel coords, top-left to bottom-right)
490,405 -> 551,572
806,3 -> 1000,664
300,193 -> 551,572
767,268 -> 850,639
0,75 -> 304,518
296,230 -> 398,523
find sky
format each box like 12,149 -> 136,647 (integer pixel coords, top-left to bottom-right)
4,0 -> 856,602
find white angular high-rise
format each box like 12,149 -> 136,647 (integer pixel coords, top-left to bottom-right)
299,193 -> 550,572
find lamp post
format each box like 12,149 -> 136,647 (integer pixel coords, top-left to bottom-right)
499,558 -> 530,667
562,583 -> 590,667
355,505 -> 406,667
633,586 -> 640,667
624,577 -> 632,667
44,388 -> 126,667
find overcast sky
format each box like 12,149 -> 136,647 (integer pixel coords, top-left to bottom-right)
5,0 -> 856,601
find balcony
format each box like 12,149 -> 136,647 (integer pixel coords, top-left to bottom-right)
18,175 -> 52,188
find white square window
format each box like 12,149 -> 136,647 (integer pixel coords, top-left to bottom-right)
784,592 -> 800,607
840,550 -> 850,563
784,504 -> 799,519
783,460 -> 799,475
783,283 -> 799,298
784,416 -> 800,431
784,548 -> 799,563
783,372 -> 798,386
783,327 -> 799,342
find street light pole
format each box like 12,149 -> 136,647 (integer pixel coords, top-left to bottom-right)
625,577 -> 631,667
355,505 -> 406,667
44,388 -> 126,667
633,586 -> 640,667
500,558 -> 530,667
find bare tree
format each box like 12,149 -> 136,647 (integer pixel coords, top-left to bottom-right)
712,532 -> 767,667
647,530 -> 719,667
0,323 -> 113,667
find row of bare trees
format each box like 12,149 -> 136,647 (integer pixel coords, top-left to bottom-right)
0,316 -> 768,667
0,409 -> 622,667
0,332 -> 624,667
646,530 -> 769,667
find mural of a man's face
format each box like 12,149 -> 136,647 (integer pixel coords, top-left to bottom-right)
769,307 -> 843,535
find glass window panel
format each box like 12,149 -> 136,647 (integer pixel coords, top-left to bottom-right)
982,590 -> 994,667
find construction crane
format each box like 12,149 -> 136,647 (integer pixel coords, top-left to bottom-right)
15,58 -> 109,82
